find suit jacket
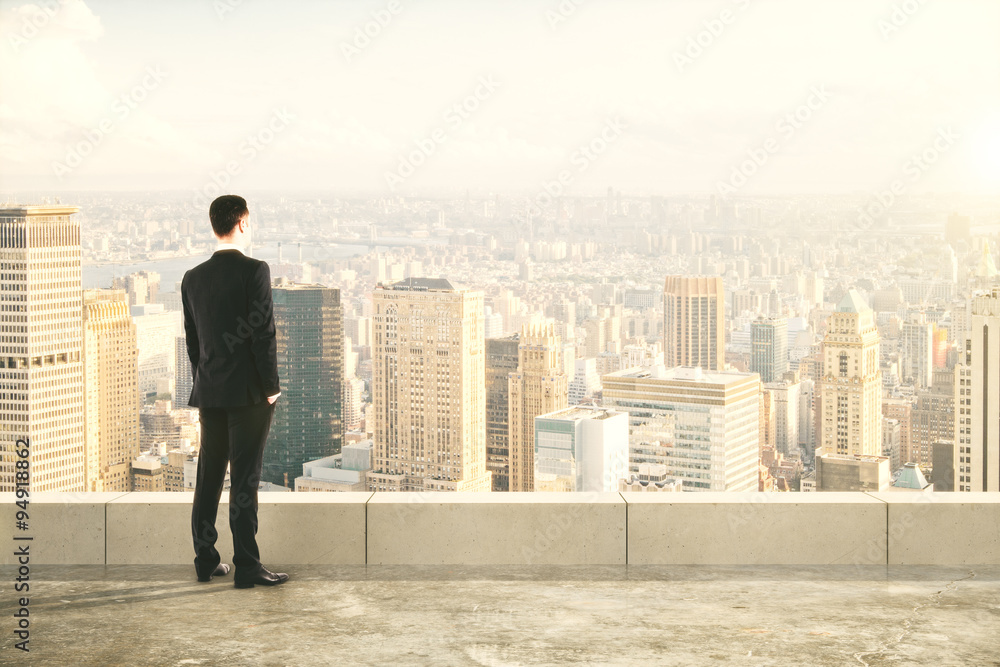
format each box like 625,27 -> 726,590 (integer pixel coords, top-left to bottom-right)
181,249 -> 280,407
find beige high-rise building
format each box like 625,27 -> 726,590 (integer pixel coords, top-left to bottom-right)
509,322 -> 568,491
583,318 -> 606,358
0,205 -> 85,492
900,313 -> 933,389
368,278 -> 491,492
819,290 -> 882,457
83,289 -> 140,492
955,288 -> 1000,492
603,366 -> 760,492
663,275 -> 724,371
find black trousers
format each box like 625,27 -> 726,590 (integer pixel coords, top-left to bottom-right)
191,400 -> 275,579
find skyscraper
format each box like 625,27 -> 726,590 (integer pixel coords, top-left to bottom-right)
818,290 -> 882,457
262,284 -> 344,487
485,334 -> 519,492
910,369 -> 954,469
509,323 -> 568,492
900,313 -> 933,388
343,377 -> 365,432
663,275 -> 724,371
83,289 -> 140,492
368,278 -> 491,492
131,303 -> 182,399
954,288 -> 1000,492
603,365 -> 760,491
751,316 -> 788,383
763,375 -> 801,457
174,335 -> 193,407
0,205 -> 85,492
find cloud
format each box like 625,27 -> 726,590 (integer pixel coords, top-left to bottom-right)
1,0 -> 103,48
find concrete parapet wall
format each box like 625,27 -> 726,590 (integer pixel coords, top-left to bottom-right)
867,492 -> 1000,565
1,492 -> 997,566
368,492 -> 626,565
624,492 -> 887,565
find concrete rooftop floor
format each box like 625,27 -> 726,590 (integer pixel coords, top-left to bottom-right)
1,564 -> 998,666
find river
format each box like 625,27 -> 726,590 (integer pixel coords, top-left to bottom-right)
82,242 -> 370,290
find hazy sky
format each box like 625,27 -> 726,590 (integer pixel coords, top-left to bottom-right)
1,0 -> 999,197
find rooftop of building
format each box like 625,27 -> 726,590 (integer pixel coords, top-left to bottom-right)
539,405 -> 624,421
0,204 -> 80,216
10,563 -> 996,666
272,279 -> 335,291
817,451 -> 889,464
836,288 -> 872,314
380,276 -> 457,292
893,462 -> 931,490
606,365 -> 759,386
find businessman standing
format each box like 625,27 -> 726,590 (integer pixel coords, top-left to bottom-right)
182,194 -> 289,589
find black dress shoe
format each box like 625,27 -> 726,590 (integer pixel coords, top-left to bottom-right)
197,563 -> 231,582
234,566 -> 289,589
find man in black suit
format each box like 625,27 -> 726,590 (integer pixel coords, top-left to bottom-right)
182,194 -> 289,589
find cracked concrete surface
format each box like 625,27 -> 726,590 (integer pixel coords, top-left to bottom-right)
1,565 -> 998,666
852,571 -> 981,666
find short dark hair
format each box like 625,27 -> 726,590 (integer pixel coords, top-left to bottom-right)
209,195 -> 249,238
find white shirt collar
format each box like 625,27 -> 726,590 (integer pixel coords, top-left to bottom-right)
215,243 -> 245,255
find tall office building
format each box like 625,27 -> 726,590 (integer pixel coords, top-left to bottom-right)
568,357 -> 601,404
132,303 -> 182,399
82,289 -> 140,492
910,369 -> 954,469
819,290 -> 882,457
583,317 -> 606,358
368,278 -> 491,492
174,335 -> 193,407
900,313 -> 934,388
111,270 -> 160,307
798,378 -> 816,452
954,288 -> 1000,492
763,375 -> 801,457
343,377 -> 365,432
0,205 -> 85,492
663,275 -> 724,371
751,317 -> 788,383
509,323 -> 568,492
534,406 -> 628,492
485,334 -> 519,492
603,366 -> 760,491
262,284 -> 344,487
